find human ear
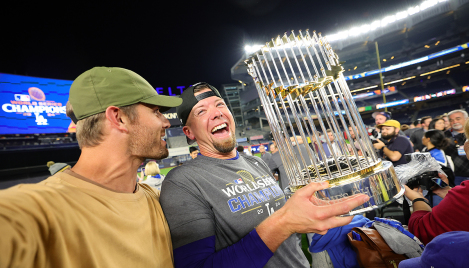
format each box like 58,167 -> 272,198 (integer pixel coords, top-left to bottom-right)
183,125 -> 196,141
105,106 -> 128,132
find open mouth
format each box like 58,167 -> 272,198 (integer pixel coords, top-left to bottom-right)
211,123 -> 229,137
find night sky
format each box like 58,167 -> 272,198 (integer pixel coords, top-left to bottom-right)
1,0 -> 419,90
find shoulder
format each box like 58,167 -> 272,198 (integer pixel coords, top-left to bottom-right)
394,136 -> 411,144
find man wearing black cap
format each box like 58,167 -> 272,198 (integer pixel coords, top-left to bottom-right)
0,67 -> 182,267
159,82 -> 368,268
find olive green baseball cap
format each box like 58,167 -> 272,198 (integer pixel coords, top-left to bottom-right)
69,67 -> 182,121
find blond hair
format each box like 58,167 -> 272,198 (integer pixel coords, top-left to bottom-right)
144,161 -> 160,176
465,118 -> 469,138
66,101 -> 139,148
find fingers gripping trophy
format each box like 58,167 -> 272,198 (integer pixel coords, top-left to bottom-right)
245,30 -> 404,215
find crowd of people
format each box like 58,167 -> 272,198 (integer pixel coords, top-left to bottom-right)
0,66 -> 468,267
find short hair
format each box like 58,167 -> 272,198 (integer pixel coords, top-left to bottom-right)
448,109 -> 469,119
144,161 -> 160,176
193,83 -> 211,94
413,119 -> 421,126
236,145 -> 245,152
421,116 -> 432,124
401,124 -> 409,131
189,147 -> 199,153
66,101 -> 139,149
326,129 -> 333,133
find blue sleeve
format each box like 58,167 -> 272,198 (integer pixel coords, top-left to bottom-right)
173,230 -> 273,268
308,215 -> 370,252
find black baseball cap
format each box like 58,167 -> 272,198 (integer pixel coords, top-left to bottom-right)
176,82 -> 223,144
372,111 -> 392,119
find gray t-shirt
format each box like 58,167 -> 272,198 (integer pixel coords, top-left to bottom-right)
160,153 -> 309,267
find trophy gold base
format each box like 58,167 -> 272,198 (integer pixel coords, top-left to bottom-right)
287,160 -> 404,216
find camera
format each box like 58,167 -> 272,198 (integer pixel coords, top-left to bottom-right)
371,138 -> 387,145
406,171 -> 448,190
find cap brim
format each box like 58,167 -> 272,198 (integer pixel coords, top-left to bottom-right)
140,95 -> 183,113
398,257 -> 421,268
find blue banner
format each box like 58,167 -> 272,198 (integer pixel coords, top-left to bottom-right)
0,73 -> 73,134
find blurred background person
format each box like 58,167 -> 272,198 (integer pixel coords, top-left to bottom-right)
259,144 -> 271,164
236,145 -> 246,156
440,113 -> 450,130
444,109 -> 469,185
428,117 -> 445,131
310,132 -> 330,161
373,120 -> 413,166
140,161 -> 165,191
421,129 -> 456,205
404,118 -> 469,245
410,116 -> 432,152
189,146 -> 199,159
326,129 -> 342,156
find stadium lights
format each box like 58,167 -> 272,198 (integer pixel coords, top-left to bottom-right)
419,64 -> 460,76
325,0 -> 448,42
350,85 -> 378,93
384,76 -> 416,86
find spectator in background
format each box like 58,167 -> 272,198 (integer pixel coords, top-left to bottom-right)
259,144 -> 272,164
410,116 -> 432,152
141,161 -> 165,191
246,145 -> 253,156
401,124 -> 409,132
404,119 -> 421,137
310,132 -> 331,161
236,145 -> 246,156
326,129 -> 342,156
347,126 -> 364,157
421,129 -> 456,206
268,136 -> 315,190
444,109 -> 469,185
428,117 -> 445,131
189,146 -> 199,159
373,120 -> 413,166
440,113 -> 450,130
403,118 -> 469,245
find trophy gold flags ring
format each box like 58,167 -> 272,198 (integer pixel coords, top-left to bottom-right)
245,30 -> 404,216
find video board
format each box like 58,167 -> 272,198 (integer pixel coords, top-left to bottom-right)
0,73 -> 74,135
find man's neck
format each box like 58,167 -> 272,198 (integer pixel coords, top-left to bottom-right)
71,145 -> 141,193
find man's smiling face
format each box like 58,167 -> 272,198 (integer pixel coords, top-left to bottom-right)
183,88 -> 236,156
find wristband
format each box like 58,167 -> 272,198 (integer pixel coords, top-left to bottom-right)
412,198 -> 430,206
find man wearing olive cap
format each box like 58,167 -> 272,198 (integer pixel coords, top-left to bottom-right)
0,67 -> 182,267
373,119 -> 413,166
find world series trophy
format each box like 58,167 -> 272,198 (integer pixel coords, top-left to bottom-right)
245,30 -> 404,215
